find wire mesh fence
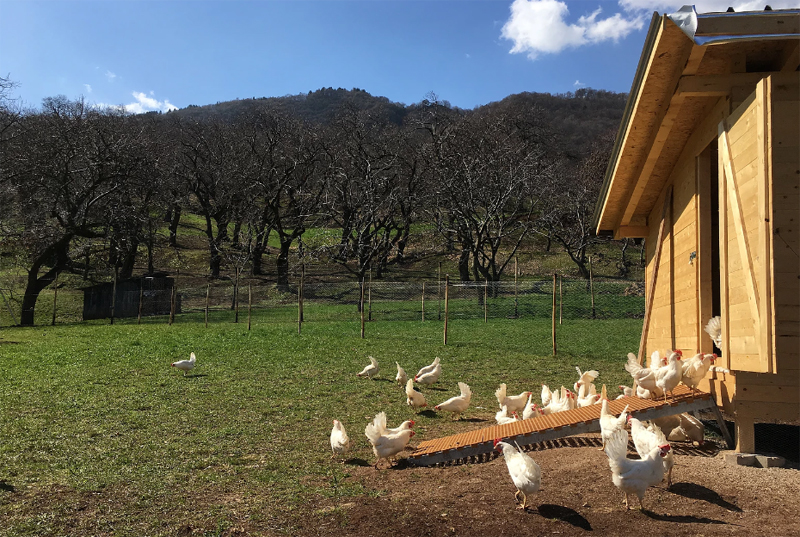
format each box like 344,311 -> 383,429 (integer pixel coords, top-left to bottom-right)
0,277 -> 645,328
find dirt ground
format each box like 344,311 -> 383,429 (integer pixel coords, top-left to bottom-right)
302,432 -> 800,537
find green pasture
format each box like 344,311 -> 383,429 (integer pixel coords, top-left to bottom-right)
0,312 -> 640,535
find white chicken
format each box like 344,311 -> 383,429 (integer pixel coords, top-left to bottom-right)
617,385 -> 634,399
541,384 -> 553,407
369,411 -> 414,436
433,382 -> 472,420
395,362 -> 408,387
414,357 -> 441,386
330,419 -> 351,460
494,440 -> 541,511
605,427 -> 671,510
681,353 -> 716,389
576,383 -> 601,408
574,366 -> 599,393
495,405 -> 520,425
624,353 -> 664,399
541,387 -> 573,415
495,383 -> 531,414
654,412 -> 705,445
405,379 -> 428,412
356,356 -> 379,379
171,352 -> 197,376
599,398 -> 630,450
705,315 -> 723,349
364,415 -> 415,469
655,351 -> 683,401
522,393 -> 544,420
629,417 -> 675,487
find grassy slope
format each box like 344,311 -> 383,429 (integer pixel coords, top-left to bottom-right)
0,313 -> 640,535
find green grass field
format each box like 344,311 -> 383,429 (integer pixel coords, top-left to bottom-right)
0,310 -> 641,535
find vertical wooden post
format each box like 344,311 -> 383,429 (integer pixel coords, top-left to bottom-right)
514,256 -> 519,318
588,256 -> 596,319
110,266 -> 118,325
438,262 -> 442,321
51,272 -> 59,326
368,268 -> 372,322
169,283 -> 176,326
559,275 -> 563,325
484,279 -> 488,323
298,265 -> 304,334
360,279 -> 365,339
552,273 -> 557,356
137,278 -> 143,325
247,283 -> 252,331
234,272 -> 240,324
421,282 -> 425,322
205,284 -> 210,328
443,275 -> 449,345
300,264 -> 305,323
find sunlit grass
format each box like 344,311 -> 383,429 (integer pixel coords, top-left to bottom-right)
0,314 -> 640,535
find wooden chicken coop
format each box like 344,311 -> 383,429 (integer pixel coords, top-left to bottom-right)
593,6 -> 799,453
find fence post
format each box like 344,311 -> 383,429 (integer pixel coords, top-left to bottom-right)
234,272 -> 240,324
443,275 -> 449,345
552,273 -> 557,356
51,272 -> 59,326
421,282 -> 425,322
484,279 -> 488,323
298,265 -> 304,334
169,283 -> 176,325
559,274 -> 563,325
137,278 -> 143,325
368,268 -> 372,322
247,283 -> 252,331
438,262 -> 442,321
110,266 -> 118,325
360,278 -> 365,339
205,284 -> 210,328
589,256 -> 596,319
514,256 -> 518,319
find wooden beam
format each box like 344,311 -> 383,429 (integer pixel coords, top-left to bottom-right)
676,72 -> 768,97
638,185 -> 673,365
615,225 -> 650,239
780,41 -> 800,72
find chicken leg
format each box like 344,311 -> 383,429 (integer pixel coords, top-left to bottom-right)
516,490 -> 530,510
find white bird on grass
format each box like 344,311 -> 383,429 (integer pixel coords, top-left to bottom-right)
330,419 -> 351,460
357,356 -> 379,379
172,352 -> 197,376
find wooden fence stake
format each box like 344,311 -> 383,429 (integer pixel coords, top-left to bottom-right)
137,279 -> 143,325
360,279 -> 365,339
205,284 -> 210,328
514,256 -> 519,318
247,283 -> 252,331
51,272 -> 59,326
169,284 -> 176,325
484,279 -> 488,323
438,262 -> 442,321
552,273 -> 557,356
589,256 -> 596,319
234,273 -> 240,324
443,275 -> 449,345
368,268 -> 372,322
421,282 -> 425,322
110,266 -> 118,325
298,265 -> 304,334
559,275 -> 563,325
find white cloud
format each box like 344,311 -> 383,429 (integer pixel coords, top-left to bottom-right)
84,84 -> 93,94
574,79 -> 586,87
123,91 -> 178,114
501,0 -> 646,59
501,0 -> 800,59
105,70 -> 117,82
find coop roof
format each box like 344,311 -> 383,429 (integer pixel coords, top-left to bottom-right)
593,6 -> 800,238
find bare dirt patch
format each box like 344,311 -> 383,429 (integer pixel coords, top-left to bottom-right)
304,433 -> 800,537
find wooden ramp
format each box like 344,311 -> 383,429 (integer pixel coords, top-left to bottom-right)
407,385 -> 728,467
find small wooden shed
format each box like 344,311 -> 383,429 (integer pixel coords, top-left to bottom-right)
593,6 -> 799,452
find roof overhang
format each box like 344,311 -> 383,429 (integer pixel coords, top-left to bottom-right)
593,6 -> 800,239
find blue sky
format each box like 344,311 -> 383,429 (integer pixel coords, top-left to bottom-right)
2,0 -> 797,112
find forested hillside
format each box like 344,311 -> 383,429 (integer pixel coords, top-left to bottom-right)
0,76 -> 634,325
